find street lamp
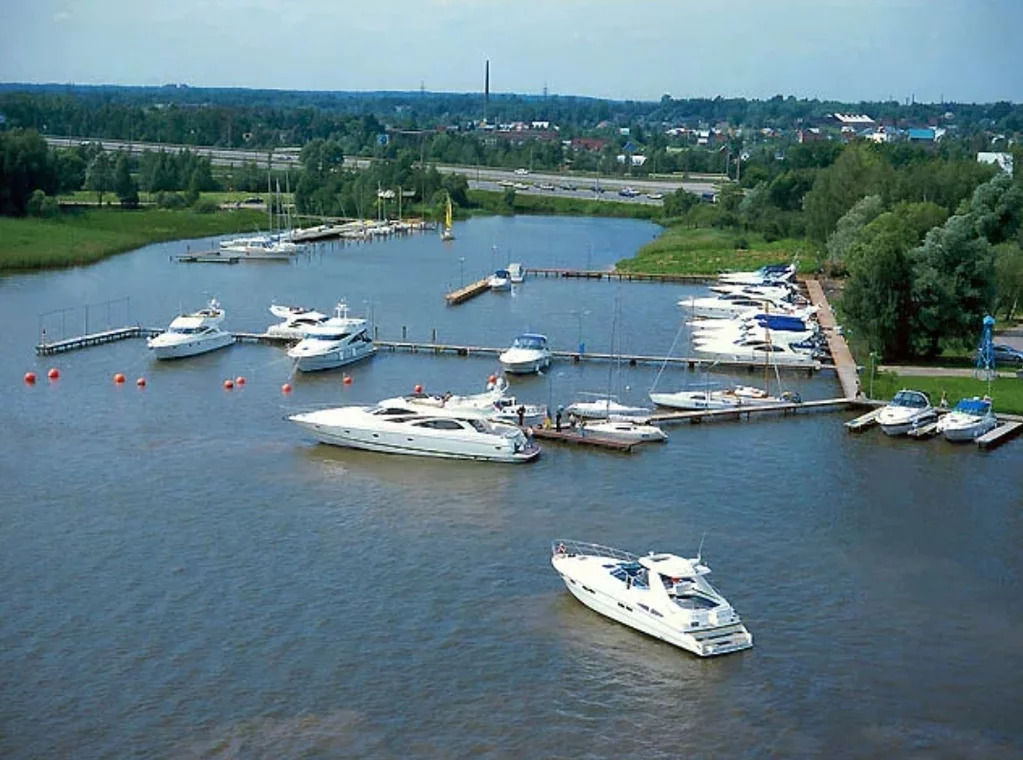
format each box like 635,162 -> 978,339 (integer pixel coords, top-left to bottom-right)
572,309 -> 590,355
459,257 -> 465,287
869,351 -> 877,399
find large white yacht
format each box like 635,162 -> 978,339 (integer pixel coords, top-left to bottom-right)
717,263 -> 795,286
147,299 -> 235,359
692,334 -> 818,367
288,404 -> 541,463
287,302 -> 376,372
935,397 -> 998,442
266,304 -> 330,340
499,333 -> 552,374
378,378 -> 547,427
681,293 -> 804,320
550,540 -> 753,657
876,389 -> 939,436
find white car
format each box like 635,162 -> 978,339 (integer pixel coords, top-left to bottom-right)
514,168 -> 530,175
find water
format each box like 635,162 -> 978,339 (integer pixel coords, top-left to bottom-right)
1,216 -> 1021,759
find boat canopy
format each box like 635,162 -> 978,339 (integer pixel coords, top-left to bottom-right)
953,398 -> 991,414
638,553 -> 705,578
892,390 -> 929,408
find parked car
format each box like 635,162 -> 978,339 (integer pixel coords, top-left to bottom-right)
514,168 -> 530,175
992,344 -> 1023,366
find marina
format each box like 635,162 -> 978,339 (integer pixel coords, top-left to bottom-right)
5,215 -> 1023,760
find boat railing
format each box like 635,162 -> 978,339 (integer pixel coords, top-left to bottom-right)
551,539 -> 637,562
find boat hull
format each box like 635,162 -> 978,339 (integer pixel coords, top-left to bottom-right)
499,352 -> 551,375
148,332 -> 235,359
939,417 -> 997,442
290,417 -> 540,463
290,345 -> 376,372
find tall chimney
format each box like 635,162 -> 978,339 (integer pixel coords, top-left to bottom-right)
484,59 -> 490,125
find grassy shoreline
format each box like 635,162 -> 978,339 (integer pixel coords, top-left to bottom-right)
0,207 -> 268,273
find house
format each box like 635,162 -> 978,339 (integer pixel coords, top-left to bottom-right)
616,154 -> 648,166
570,137 -> 608,152
828,113 -> 876,129
797,128 -> 823,143
907,128 -> 935,143
978,152 -> 1014,176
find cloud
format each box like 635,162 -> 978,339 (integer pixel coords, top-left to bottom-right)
53,10 -> 71,22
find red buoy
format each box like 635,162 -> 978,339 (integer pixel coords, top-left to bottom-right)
413,384 -> 424,394
235,376 -> 246,386
47,368 -> 60,380
114,373 -> 126,384
24,372 -> 37,384
136,377 -> 146,387
223,379 -> 234,390
281,383 -> 293,394
343,374 -> 353,385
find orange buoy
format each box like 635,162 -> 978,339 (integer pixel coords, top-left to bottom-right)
114,373 -> 126,384
47,368 -> 60,380
413,384 -> 424,394
235,376 -> 246,386
343,374 -> 353,385
24,371 -> 37,384
223,379 -> 234,390
136,377 -> 146,387
281,383 -> 293,394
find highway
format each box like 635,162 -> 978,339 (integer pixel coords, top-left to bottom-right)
44,136 -> 722,203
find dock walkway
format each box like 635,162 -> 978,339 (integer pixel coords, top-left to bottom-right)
804,279 -> 860,399
529,426 -> 635,452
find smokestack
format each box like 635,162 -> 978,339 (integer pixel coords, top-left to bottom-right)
484,60 -> 490,125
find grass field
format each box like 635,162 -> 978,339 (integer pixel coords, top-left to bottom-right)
616,225 -> 816,275
0,207 -> 268,272
869,371 -> 1023,415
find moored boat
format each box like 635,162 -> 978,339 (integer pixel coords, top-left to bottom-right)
876,389 -> 939,436
499,333 -> 552,374
935,397 -> 998,442
286,302 -> 376,372
147,299 -> 235,359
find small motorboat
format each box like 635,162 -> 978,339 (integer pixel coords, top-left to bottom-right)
499,334 -> 552,374
508,262 -> 526,283
935,397 -> 998,442
876,389 -> 939,436
582,418 -> 668,443
489,269 -> 512,291
550,540 -> 753,657
565,394 -> 652,421
147,299 -> 235,359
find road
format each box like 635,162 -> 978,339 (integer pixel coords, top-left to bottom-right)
44,136 -> 722,204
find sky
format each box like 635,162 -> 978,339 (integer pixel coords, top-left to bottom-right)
1,0 -> 1021,103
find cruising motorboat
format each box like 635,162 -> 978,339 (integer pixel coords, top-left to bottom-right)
717,263 -> 795,286
876,389 -> 939,436
286,302 -> 376,372
378,378 -> 547,427
499,333 -> 552,374
692,334 -> 819,367
508,262 -> 526,283
565,395 -> 652,421
288,403 -> 541,463
266,304 -> 330,340
550,540 -> 753,657
581,419 -> 668,443
935,397 -> 998,442
681,292 -> 804,320
147,299 -> 235,359
489,269 -> 512,291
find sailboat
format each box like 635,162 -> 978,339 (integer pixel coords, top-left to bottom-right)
440,195 -> 455,241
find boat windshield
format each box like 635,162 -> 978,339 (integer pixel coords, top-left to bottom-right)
893,390 -> 928,408
169,326 -> 204,335
309,332 -> 351,342
954,398 -> 991,415
512,336 -> 546,350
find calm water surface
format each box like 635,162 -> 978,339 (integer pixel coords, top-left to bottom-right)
1,216 -> 1021,759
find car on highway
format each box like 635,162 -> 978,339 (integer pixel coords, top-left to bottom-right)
618,187 -> 640,198
560,183 -> 578,191
647,192 -> 664,200
514,168 -> 530,175
591,185 -> 606,193
992,344 -> 1023,366
539,183 -> 556,191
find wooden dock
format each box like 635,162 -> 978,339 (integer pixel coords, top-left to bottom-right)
649,396 -> 857,425
804,278 -> 860,399
175,253 -> 242,264
445,277 -> 492,305
35,326 -> 156,355
844,407 -> 883,432
528,426 -> 635,452
976,420 -> 1023,450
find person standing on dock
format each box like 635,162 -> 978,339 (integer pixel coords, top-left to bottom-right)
556,406 -> 563,432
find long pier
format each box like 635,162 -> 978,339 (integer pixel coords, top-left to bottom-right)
804,278 -> 860,399
649,396 -> 858,425
445,277 -> 492,305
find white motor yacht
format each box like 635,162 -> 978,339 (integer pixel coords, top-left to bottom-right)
147,299 -> 235,359
935,397 -> 998,442
582,419 -> 668,443
681,293 -> 802,320
692,335 -> 818,367
378,378 -> 547,427
499,333 -> 552,374
876,389 -> 939,436
649,384 -> 793,411
266,304 -> 330,340
717,263 -> 795,286
550,540 -> 753,657
508,262 -> 526,283
489,269 -> 512,291
287,302 -> 376,372
288,404 -> 541,463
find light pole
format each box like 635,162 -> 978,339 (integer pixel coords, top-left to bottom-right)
459,257 -> 465,287
869,351 -> 877,399
572,309 -> 589,355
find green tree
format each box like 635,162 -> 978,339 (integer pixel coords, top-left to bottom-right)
54,149 -> 86,194
993,240 -> 1023,320
0,128 -> 58,216
825,194 -> 884,275
909,214 -> 996,356
113,153 -> 139,208
803,143 -> 893,242
84,151 -> 114,205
